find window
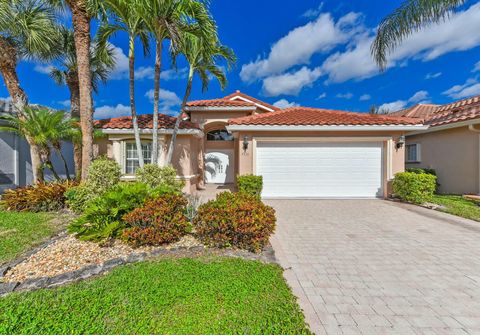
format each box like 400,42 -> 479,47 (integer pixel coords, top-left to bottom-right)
406,144 -> 420,163
206,129 -> 234,141
125,142 -> 152,174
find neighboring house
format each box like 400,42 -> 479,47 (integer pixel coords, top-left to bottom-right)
94,91 -> 425,198
0,100 -> 75,192
393,95 -> 480,195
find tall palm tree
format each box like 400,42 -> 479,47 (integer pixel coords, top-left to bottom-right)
49,0 -> 106,180
165,32 -> 236,165
49,27 -> 116,179
371,0 -> 465,70
141,0 -> 215,165
0,0 -> 60,183
101,0 -> 150,169
0,107 -> 80,180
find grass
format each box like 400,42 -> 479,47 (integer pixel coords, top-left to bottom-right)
0,211 -> 57,264
0,258 -> 312,335
431,195 -> 480,222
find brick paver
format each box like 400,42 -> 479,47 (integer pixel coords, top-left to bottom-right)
267,200 -> 480,335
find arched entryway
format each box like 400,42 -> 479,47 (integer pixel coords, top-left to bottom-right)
203,122 -> 235,184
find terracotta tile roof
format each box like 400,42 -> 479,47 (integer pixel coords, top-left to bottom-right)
223,91 -> 281,111
95,114 -> 200,130
391,104 -> 440,119
186,98 -> 255,108
229,107 -> 422,126
393,95 -> 480,127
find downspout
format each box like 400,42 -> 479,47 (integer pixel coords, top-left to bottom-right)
468,124 -> 480,194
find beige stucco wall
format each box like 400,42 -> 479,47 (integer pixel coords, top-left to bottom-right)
406,126 -> 479,195
234,130 -> 407,197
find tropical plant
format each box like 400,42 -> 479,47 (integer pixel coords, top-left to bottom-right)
0,0 -> 61,183
50,0 -> 107,180
49,27 -> 116,179
135,164 -> 185,191
0,180 -> 77,212
371,0 -> 465,70
141,0 -> 215,165
100,0 -> 150,170
166,31 -> 236,165
0,107 -> 79,180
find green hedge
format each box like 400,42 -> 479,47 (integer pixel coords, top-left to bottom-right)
237,175 -> 263,198
393,172 -> 437,204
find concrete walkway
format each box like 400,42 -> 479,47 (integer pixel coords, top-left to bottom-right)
267,200 -> 480,335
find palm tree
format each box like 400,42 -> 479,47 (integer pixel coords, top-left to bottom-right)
141,0 -> 215,165
165,32 -> 236,165
101,0 -> 150,169
0,0 -> 61,183
371,0 -> 465,70
49,0 -> 106,180
0,107 -> 80,180
49,27 -> 116,179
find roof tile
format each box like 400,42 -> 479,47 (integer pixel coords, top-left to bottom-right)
95,114 -> 199,130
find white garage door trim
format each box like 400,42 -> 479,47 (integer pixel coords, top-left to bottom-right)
254,138 -> 387,199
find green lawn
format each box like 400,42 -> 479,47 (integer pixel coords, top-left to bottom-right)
0,211 -> 57,264
431,195 -> 480,222
0,258 -> 312,335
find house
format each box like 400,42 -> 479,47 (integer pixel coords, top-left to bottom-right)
393,95 -> 480,195
0,100 -> 75,192
95,91 -> 425,198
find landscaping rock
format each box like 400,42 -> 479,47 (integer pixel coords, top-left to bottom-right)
0,282 -> 18,295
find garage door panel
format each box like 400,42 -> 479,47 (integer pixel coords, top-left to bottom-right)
256,141 -> 383,198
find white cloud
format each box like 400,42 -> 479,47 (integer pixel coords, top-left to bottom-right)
134,66 -> 154,80
34,64 -> 54,74
425,72 -> 442,79
321,3 -> 480,83
336,92 -> 353,99
240,11 -> 363,83
145,88 -> 182,115
109,45 -> 129,80
302,3 -> 324,18
262,67 -> 323,96
163,67 -> 188,80
132,66 -> 188,81
273,99 -> 299,109
57,100 -> 70,107
359,94 -> 371,101
94,104 -> 131,119
443,78 -> 480,99
474,61 -> 480,72
379,90 -> 430,112
317,92 -> 327,100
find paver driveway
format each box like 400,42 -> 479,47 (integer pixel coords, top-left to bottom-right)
267,200 -> 480,335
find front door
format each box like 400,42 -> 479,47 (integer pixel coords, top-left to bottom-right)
205,149 -> 234,184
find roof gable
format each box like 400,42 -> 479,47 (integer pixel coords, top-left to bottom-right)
223,91 -> 280,112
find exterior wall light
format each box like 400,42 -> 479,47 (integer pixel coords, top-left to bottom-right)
243,136 -> 249,151
396,135 -> 405,149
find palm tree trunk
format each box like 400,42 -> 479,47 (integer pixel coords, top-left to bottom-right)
68,1 -> 94,181
166,66 -> 193,165
151,40 -> 162,165
128,35 -> 144,169
54,143 -> 71,180
67,78 -> 82,180
0,37 -> 44,183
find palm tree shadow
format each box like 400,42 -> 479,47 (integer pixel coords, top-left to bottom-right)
205,155 -> 222,179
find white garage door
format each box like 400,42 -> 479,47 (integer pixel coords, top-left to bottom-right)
256,141 -> 384,198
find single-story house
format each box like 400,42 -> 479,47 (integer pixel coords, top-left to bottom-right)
393,95 -> 480,195
95,91 -> 426,199
0,100 -> 75,192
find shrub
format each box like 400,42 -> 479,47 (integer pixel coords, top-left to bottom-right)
0,181 -> 77,212
122,194 -> 190,247
68,182 -> 153,241
136,164 -> 184,192
237,175 -> 263,198
194,192 -> 276,253
406,168 -> 437,176
393,172 -> 437,204
65,157 -> 121,213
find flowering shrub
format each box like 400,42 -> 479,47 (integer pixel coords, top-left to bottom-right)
122,194 -> 190,247
1,181 -> 78,212
194,192 -> 276,253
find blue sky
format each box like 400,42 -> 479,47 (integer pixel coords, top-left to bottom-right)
3,0 -> 480,118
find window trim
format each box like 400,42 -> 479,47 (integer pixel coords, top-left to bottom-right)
406,143 -> 421,163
